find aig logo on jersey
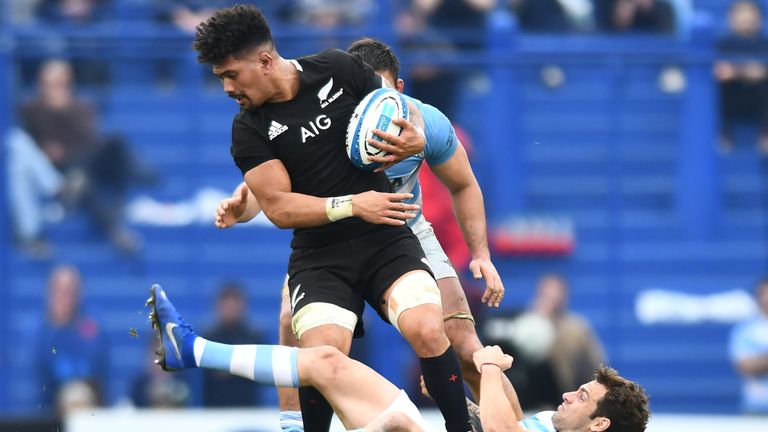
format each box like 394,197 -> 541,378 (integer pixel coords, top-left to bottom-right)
301,115 -> 331,143
318,78 -> 343,108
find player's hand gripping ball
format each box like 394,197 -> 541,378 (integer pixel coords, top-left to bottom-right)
345,88 -> 409,171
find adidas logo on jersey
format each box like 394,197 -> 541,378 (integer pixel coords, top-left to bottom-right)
269,120 -> 288,140
318,78 -> 343,108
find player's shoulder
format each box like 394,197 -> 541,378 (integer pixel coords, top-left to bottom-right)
233,108 -> 261,127
519,411 -> 556,432
298,48 -> 353,69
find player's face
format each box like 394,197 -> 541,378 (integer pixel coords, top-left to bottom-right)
552,380 -> 610,432
213,51 -> 274,109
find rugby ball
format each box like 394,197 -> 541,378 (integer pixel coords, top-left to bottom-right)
345,88 -> 409,171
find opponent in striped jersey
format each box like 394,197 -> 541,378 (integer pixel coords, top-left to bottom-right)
465,346 -> 649,432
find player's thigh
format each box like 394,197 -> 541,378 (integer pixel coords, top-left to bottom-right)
287,249 -> 363,350
358,229 -> 435,320
296,346 -> 402,429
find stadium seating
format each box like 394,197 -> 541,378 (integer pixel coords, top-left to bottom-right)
2,10 -> 767,416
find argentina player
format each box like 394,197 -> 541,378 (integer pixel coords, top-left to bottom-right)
215,38 -> 509,431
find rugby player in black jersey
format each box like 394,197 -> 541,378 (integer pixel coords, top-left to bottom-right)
192,5 -> 471,432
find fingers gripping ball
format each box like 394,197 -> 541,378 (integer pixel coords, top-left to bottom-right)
345,88 -> 409,171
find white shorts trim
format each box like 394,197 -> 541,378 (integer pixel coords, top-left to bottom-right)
291,302 -> 357,339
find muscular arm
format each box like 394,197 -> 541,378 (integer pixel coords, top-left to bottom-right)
243,160 -> 419,229
431,143 -> 488,260
431,141 -> 505,306
474,347 -> 524,432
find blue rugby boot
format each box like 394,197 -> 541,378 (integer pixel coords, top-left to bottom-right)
146,284 -> 197,371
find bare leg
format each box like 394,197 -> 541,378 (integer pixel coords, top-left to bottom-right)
278,284 -> 302,414
297,346 -> 404,429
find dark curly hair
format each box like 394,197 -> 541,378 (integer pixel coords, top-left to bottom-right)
346,38 -> 400,81
591,365 -> 650,432
193,4 -> 273,66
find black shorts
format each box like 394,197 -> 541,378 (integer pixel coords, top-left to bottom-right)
286,227 -> 434,336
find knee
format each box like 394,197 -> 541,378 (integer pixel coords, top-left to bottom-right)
311,345 -> 348,382
400,307 -> 449,355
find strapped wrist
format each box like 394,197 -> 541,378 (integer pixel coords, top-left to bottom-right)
480,362 -> 502,371
326,195 -> 354,222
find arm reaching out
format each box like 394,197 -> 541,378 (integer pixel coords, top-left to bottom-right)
474,346 -> 524,432
214,182 -> 262,229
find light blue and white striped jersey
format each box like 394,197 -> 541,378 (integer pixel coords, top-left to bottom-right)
385,95 -> 458,227
518,411 -> 556,432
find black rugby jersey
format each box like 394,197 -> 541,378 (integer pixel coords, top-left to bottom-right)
231,49 -> 402,248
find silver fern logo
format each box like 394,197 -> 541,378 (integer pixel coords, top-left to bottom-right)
318,78 -> 343,108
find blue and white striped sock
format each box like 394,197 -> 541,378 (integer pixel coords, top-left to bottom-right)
279,410 -> 304,432
192,338 -> 300,387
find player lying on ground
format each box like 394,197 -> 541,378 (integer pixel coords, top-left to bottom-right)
147,285 -> 650,432
214,38 -> 515,431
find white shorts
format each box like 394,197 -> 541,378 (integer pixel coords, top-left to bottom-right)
378,390 -> 436,432
410,215 -> 458,281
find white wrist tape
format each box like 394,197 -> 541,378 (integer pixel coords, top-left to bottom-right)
325,195 -> 354,222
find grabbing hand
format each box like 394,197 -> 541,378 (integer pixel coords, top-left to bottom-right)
367,116 -> 426,172
214,183 -> 250,229
352,191 -> 420,226
473,345 -> 513,373
469,257 -> 505,308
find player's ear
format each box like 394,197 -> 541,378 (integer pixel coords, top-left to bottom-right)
396,79 -> 404,93
258,51 -> 273,70
590,416 -> 610,431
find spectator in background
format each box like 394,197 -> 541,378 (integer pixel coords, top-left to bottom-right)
284,0 -> 373,28
155,0 -> 239,33
533,274 -> 606,393
509,0 -> 586,33
35,0 -> 112,24
56,380 -> 98,417
18,59 -> 151,254
729,277 -> 768,414
202,282 -> 264,407
397,0 -> 496,118
6,127 -> 64,258
130,339 -> 192,408
482,273 -> 605,411
714,0 -> 768,155
593,0 -> 676,34
34,265 -> 108,410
